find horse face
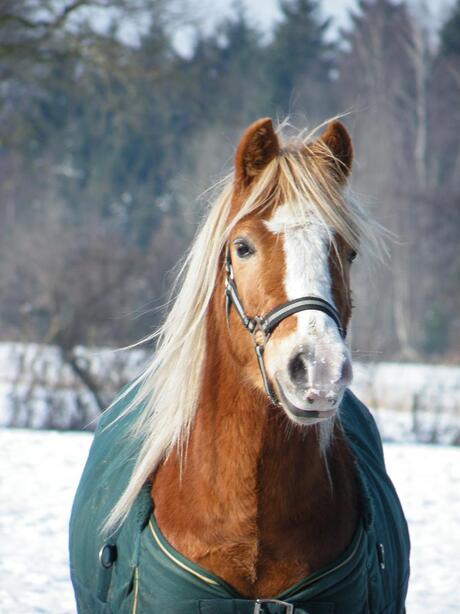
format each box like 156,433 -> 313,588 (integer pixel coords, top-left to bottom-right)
227,118 -> 355,425
228,210 -> 354,424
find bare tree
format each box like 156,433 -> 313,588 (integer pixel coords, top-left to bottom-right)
1,205 -> 136,410
338,0 -> 437,358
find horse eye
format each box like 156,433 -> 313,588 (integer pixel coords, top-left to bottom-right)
348,250 -> 358,264
234,239 -> 254,259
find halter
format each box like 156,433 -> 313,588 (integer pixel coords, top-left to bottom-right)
224,244 -> 346,405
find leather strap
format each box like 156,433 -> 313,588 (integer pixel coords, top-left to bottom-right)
262,297 -> 345,338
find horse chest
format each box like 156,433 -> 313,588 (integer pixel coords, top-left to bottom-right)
152,507 -> 317,597
152,464 -> 358,598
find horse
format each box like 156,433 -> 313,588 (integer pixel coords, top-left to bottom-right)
69,118 -> 410,613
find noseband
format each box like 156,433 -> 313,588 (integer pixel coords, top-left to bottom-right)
224,244 -> 346,405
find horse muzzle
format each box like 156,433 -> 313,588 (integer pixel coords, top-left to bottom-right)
273,344 -> 353,423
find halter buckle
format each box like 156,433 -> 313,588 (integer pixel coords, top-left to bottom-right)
253,598 -> 294,614
250,316 -> 270,347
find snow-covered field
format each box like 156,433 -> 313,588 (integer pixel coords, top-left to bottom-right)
0,429 -> 92,613
1,428 -> 459,613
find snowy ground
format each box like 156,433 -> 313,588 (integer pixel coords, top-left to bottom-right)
0,428 -> 459,613
0,429 -> 92,614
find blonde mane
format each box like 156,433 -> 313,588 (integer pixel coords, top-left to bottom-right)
104,121 -> 384,533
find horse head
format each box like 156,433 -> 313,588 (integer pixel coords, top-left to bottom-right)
223,118 -> 357,425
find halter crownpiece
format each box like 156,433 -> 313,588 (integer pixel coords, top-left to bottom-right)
224,243 -> 346,406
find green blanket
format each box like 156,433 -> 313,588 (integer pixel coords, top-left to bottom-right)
69,389 -> 410,613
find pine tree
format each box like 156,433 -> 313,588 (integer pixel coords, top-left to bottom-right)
267,0 -> 335,115
440,0 -> 460,58
181,6 -> 269,128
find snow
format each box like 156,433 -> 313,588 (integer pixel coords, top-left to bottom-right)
352,361 -> 460,414
0,429 -> 92,614
384,443 -> 460,613
0,342 -> 147,430
1,428 -> 460,613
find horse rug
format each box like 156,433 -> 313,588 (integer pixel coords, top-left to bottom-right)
69,389 -> 410,613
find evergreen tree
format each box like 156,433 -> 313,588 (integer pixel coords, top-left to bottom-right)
181,7 -> 269,128
267,0 -> 335,116
440,0 -> 460,58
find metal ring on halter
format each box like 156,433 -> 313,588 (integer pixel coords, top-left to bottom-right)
224,242 -> 346,406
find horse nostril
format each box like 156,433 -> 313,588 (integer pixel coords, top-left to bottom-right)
288,352 -> 309,386
339,356 -> 353,386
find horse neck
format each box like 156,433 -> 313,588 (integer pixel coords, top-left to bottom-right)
151,291 -> 359,596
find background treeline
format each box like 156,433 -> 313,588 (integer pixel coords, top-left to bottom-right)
1,0 -> 460,373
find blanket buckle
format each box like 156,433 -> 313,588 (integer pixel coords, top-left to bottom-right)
254,598 -> 294,613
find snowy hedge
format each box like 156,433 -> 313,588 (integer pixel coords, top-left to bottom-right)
1,342 -> 459,443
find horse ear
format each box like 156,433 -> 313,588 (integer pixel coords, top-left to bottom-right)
234,118 -> 279,188
317,121 -> 353,182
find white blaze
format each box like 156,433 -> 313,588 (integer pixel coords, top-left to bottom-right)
265,202 -> 336,336
264,202 -> 347,388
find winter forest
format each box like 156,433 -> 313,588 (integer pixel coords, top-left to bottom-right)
1,0 -> 460,419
